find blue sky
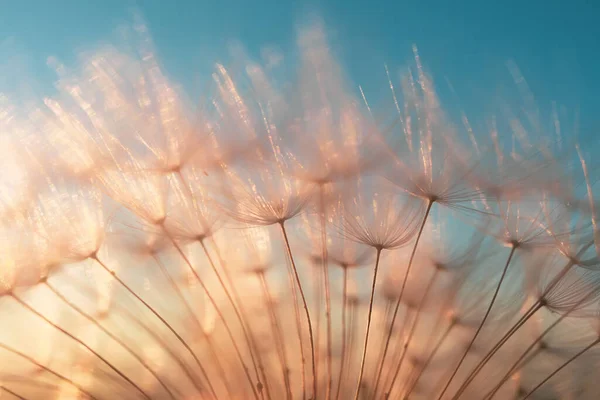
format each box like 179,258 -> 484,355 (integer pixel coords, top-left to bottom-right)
1,0 -> 599,139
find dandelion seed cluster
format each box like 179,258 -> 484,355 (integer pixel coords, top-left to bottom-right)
1,20 -> 599,400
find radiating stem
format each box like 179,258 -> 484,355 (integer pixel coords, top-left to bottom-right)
484,349 -> 540,400
279,220 -> 318,399
452,301 -> 542,399
457,256 -> 582,394
400,279 -> 454,398
175,167 -> 263,398
335,266 -> 349,400
151,255 -> 233,397
198,239 -> 265,394
318,184 -> 333,400
207,239 -> 274,400
344,298 -> 358,389
10,293 -> 149,400
0,342 -> 97,400
281,250 -> 308,400
403,321 -> 456,399
0,385 -> 27,400
484,288 -> 597,400
381,308 -> 414,394
92,255 -> 218,400
437,245 -> 517,400
44,281 -> 177,400
370,299 -> 392,386
164,240 -> 259,400
61,273 -> 208,396
522,338 -> 600,400
353,247 -> 382,400
312,257 -> 323,392
257,270 -> 293,399
385,269 -> 440,397
115,299 -> 211,396
371,200 -> 433,397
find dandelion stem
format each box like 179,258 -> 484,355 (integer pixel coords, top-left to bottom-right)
344,298 -> 358,391
175,168 -> 264,397
522,338 -> 600,400
484,287 -> 597,400
370,299 -> 392,388
484,349 -> 540,400
437,244 -> 517,400
371,199 -> 433,397
281,248 -> 308,400
151,255 -> 233,397
381,307 -> 414,394
91,255 -> 218,400
10,293 -> 149,400
335,266 -> 349,400
454,258 -> 580,397
0,385 -> 27,400
385,269 -> 440,397
403,320 -> 456,399
0,342 -> 98,400
198,239 -> 265,396
451,300 -> 542,399
312,256 -> 323,392
318,184 -> 333,400
207,239 -> 273,400
353,246 -> 382,400
257,270 -> 293,399
44,281 -> 177,400
165,239 -> 259,400
60,273 -> 208,397
279,220 -> 318,400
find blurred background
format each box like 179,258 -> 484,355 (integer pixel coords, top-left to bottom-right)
1,0 -> 599,137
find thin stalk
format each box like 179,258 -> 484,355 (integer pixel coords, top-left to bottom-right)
381,308 -> 414,395
370,299 -> 393,387
175,168 -> 263,398
0,376 -> 58,393
343,299 -> 358,391
279,220 -> 318,400
400,290 -> 452,398
353,246 -> 383,400
312,256 -> 323,392
371,200 -> 433,397
0,385 -> 27,400
113,297 -> 211,396
281,250 -> 308,400
484,349 -> 540,400
457,258 -> 579,394
384,269 -> 440,397
318,184 -> 333,400
403,321 -> 456,399
335,266 -> 349,400
522,338 -> 600,400
199,239 -> 265,397
151,255 -> 233,397
452,301 -> 542,399
165,239 -> 259,400
484,288 -> 597,400
86,367 -> 136,395
0,342 -> 97,400
207,239 -> 274,400
257,271 -> 293,399
437,245 -> 517,400
61,273 -> 209,396
10,293 -> 150,400
92,255 -> 219,400
44,281 -> 177,400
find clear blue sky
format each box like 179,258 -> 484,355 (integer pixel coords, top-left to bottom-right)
1,0 -> 598,138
